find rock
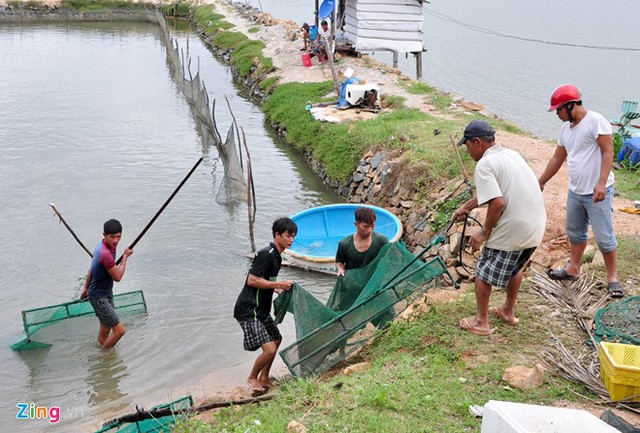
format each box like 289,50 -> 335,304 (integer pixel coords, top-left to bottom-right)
389,195 -> 402,207
400,200 -> 414,208
370,153 -> 384,169
397,186 -> 412,200
412,227 -> 435,247
502,364 -> 545,390
449,232 -> 462,254
288,420 -> 307,433
343,361 -> 370,376
460,101 -> 485,111
352,173 -> 365,183
229,386 -> 250,401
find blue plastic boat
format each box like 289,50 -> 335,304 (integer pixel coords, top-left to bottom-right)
283,204 -> 403,274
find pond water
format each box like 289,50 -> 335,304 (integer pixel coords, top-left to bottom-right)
244,0 -> 640,140
0,20 -> 339,432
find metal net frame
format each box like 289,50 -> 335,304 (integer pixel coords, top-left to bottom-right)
12,291 -> 147,350
278,242 -> 452,377
94,395 -> 193,433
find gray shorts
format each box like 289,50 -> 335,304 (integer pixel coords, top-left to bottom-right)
476,247 -> 536,289
238,317 -> 282,351
89,296 -> 120,328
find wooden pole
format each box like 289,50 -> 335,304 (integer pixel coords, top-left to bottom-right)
116,158 -> 203,264
416,51 -> 423,81
392,52 -> 398,68
449,134 -> 470,181
49,203 -> 93,258
315,0 -> 319,27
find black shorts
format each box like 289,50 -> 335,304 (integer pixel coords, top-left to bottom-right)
89,296 -> 120,328
238,316 -> 282,351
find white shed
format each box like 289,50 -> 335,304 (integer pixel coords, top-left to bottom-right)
341,0 -> 425,53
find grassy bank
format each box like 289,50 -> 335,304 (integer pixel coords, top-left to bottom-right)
186,2 -> 640,202
7,0 -> 155,11
176,285 -> 595,433
174,5 -> 640,433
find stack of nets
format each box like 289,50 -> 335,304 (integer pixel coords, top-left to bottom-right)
274,242 -> 451,377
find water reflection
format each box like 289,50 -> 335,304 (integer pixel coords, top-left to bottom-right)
0,20 -> 340,432
86,350 -> 131,411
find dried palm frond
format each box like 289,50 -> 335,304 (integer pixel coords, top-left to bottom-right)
531,271 -> 608,345
541,334 -> 609,400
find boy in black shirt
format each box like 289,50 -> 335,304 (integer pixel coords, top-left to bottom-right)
234,217 -> 297,393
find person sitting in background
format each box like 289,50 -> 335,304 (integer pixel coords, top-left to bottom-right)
310,20 -> 330,63
300,23 -> 311,51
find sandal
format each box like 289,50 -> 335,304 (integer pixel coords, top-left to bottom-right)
608,282 -> 625,299
546,268 -> 578,281
459,317 -> 493,336
490,307 -> 519,326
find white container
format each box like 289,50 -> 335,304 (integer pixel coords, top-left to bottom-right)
481,400 -> 621,433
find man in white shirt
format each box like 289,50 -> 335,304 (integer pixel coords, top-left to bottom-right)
538,84 -> 622,298
454,120 -> 546,335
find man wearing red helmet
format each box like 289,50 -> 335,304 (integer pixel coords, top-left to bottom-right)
538,84 -> 623,298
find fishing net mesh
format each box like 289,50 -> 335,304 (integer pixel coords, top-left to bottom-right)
157,10 -> 246,205
275,242 -> 451,377
595,296 -> 640,345
94,395 -> 193,433
14,291 -> 147,349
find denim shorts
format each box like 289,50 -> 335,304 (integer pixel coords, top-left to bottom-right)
566,185 -> 618,253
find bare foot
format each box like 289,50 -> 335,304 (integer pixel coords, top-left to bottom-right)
247,378 -> 265,394
258,376 -> 278,389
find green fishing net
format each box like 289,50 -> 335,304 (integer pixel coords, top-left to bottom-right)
274,242 -> 452,377
595,296 -> 640,345
94,395 -> 193,433
11,291 -> 147,350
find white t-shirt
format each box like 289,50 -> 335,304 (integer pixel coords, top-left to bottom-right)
475,145 -> 547,251
558,110 -> 614,195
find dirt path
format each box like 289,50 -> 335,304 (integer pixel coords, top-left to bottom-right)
19,0 -> 639,258
210,0 -> 639,268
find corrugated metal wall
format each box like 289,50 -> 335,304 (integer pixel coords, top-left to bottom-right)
343,0 -> 424,52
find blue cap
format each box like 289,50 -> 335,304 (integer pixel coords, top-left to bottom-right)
457,120 -> 495,146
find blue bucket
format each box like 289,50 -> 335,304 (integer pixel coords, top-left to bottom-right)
309,26 -> 318,41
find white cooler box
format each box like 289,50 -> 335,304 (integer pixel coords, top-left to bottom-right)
481,400 -> 621,433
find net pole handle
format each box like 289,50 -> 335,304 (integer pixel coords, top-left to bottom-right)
381,219 -> 454,292
116,157 -> 203,265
